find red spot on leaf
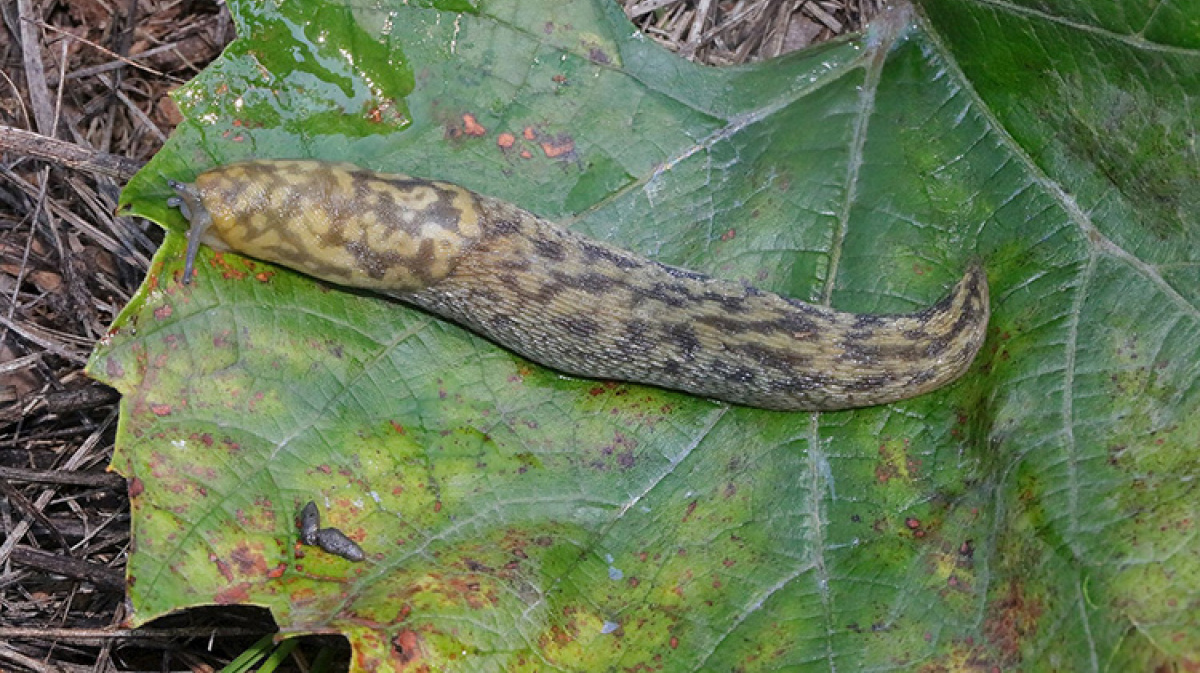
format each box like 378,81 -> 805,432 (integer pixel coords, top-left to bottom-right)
153,304 -> 173,320
210,252 -> 248,280
150,403 -> 171,416
462,113 -> 486,136
497,132 -> 515,148
669,636 -> 679,649
720,228 -> 736,241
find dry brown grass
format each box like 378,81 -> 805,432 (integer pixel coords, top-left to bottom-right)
0,1 -> 867,670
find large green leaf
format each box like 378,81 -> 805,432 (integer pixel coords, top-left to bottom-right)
90,0 -> 1199,670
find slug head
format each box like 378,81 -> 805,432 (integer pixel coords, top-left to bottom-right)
168,180 -> 224,284
165,160 -> 484,291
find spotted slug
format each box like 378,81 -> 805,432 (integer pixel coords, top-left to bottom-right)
167,159 -> 988,411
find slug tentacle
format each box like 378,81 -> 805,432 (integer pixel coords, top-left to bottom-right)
168,159 -> 989,411
168,180 -> 214,284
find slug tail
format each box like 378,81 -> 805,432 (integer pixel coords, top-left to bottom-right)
839,259 -> 989,409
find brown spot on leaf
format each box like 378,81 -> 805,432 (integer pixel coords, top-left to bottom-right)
392,629 -> 423,665
211,553 -> 234,582
983,580 -> 1043,666
105,356 -> 124,379
540,136 -> 575,158
682,500 -> 698,522
229,539 -> 267,571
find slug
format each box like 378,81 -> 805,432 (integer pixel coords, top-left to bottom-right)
167,159 -> 988,411
298,501 -> 365,562
298,501 -> 321,545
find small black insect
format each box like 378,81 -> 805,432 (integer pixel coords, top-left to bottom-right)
297,500 -> 365,562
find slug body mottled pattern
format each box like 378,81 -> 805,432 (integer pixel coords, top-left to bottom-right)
169,160 -> 989,411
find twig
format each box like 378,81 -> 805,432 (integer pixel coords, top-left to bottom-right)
7,546 -> 124,591
0,312 -> 88,364
681,0 -> 715,57
0,643 -> 62,673
0,69 -> 32,129
0,465 -> 126,490
95,73 -> 169,144
0,483 -> 73,555
0,125 -> 145,181
29,17 -> 171,82
16,0 -> 56,136
803,0 -> 844,33
65,41 -> 190,82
